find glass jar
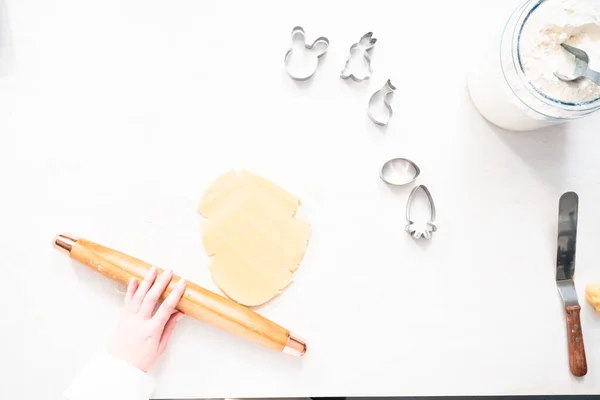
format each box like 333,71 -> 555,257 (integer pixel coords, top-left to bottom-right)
467,0 -> 600,131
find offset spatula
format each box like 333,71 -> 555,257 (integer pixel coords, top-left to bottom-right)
556,191 -> 587,377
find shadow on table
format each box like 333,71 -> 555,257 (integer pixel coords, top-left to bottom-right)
490,123 -> 568,191
0,0 -> 14,77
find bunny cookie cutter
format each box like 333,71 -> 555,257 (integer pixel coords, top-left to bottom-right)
341,32 -> 377,82
405,185 -> 437,240
284,26 -> 329,81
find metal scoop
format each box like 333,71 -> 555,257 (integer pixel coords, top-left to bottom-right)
554,43 -> 600,86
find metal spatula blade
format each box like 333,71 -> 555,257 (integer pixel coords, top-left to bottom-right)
556,191 -> 578,297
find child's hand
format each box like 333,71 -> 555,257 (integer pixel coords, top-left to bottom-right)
108,267 -> 186,372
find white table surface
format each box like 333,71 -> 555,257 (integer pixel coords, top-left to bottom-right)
2,0 -> 600,398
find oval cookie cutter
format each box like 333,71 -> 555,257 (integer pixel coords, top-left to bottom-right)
284,26 -> 329,81
406,185 -> 437,240
380,158 -> 420,186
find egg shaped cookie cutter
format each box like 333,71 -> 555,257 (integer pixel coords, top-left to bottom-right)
405,185 -> 437,240
379,158 -> 420,186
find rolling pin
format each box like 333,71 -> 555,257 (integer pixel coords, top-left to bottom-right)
53,234 -> 306,356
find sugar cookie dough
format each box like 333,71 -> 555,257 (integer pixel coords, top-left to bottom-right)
197,170 -> 310,306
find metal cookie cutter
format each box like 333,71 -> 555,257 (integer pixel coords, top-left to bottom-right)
340,32 -> 377,82
284,26 -> 329,81
380,158 -> 420,186
554,43 -> 600,86
406,185 -> 437,240
368,79 -> 396,126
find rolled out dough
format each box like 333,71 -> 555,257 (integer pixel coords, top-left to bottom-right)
197,170 -> 310,306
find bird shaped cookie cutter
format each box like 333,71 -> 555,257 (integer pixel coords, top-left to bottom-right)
340,32 -> 377,82
368,79 -> 396,126
405,185 -> 437,240
284,26 -> 329,81
554,43 -> 600,87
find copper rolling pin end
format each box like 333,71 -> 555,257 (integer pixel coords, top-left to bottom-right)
52,233 -> 307,356
283,333 -> 307,357
54,234 -> 79,255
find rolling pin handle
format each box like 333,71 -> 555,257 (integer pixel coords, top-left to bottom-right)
54,234 -> 79,255
283,333 -> 307,357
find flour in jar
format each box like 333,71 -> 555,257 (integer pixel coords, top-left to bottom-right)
521,0 -> 600,103
467,0 -> 600,131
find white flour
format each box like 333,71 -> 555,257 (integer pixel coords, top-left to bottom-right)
468,0 -> 600,131
521,0 -> 600,103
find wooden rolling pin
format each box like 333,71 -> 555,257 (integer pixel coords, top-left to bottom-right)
54,234 -> 306,356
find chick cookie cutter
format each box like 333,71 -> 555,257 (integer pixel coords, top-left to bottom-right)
405,185 -> 437,240
284,26 -> 329,81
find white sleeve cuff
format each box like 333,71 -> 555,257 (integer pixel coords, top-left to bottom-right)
64,353 -> 156,400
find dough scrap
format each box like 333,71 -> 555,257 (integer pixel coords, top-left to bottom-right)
586,284 -> 600,315
197,170 -> 310,306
